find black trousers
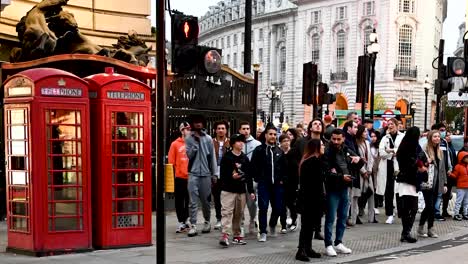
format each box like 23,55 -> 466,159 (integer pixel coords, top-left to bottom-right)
420,189 -> 437,229
442,177 -> 455,215
280,187 -> 298,227
298,210 -> 318,249
211,180 -> 222,221
400,195 -> 418,236
385,163 -> 395,216
175,177 -> 190,223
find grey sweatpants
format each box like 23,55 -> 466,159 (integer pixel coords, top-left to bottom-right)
188,175 -> 212,225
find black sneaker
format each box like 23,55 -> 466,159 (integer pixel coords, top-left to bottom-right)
232,237 -> 247,245
463,215 -> 468,220
454,214 -> 463,221
442,212 -> 452,218
435,215 -> 446,221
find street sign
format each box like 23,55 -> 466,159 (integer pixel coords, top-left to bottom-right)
382,109 -> 395,121
447,91 -> 468,107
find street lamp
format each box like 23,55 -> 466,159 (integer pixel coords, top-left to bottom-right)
252,63 -> 260,135
410,102 -> 417,127
266,85 -> 281,123
423,74 -> 431,130
367,29 -> 380,120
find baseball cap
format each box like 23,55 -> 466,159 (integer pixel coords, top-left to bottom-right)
179,122 -> 190,131
230,134 -> 246,146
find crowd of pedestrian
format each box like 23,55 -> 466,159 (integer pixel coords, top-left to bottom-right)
167,112 -> 468,261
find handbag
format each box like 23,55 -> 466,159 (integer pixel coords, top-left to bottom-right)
420,150 -> 435,190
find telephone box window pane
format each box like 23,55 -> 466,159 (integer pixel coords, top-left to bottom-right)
49,110 -> 77,124
10,156 -> 25,170
115,142 -> 141,154
10,126 -> 26,139
12,202 -> 27,215
115,157 -> 141,169
54,188 -> 78,200
11,141 -> 25,155
53,202 -> 82,216
50,125 -> 77,140
10,109 -> 25,124
12,217 -> 28,231
117,200 -> 139,212
11,187 -> 28,201
116,215 -> 139,228
11,171 -> 26,185
77,142 -> 81,155
114,186 -> 139,198
115,112 -> 139,125
54,217 -> 80,231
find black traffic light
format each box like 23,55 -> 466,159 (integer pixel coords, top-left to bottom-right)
434,79 -> 453,95
302,62 -> 318,105
197,46 -> 222,75
318,82 -> 329,105
279,112 -> 284,123
171,13 -> 199,74
260,111 -> 265,123
447,57 -> 466,78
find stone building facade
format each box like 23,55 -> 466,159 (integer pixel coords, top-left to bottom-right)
199,0 -> 447,128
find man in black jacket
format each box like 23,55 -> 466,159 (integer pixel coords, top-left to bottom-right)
251,126 -> 287,242
323,129 -> 363,257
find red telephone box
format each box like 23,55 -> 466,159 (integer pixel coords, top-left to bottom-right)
3,68 -> 92,255
85,67 -> 152,248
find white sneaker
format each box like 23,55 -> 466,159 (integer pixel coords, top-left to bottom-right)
325,246 -> 337,257
214,221 -> 222,230
269,226 -> 277,237
385,215 -> 394,224
374,208 -> 380,215
258,233 -> 267,242
335,243 -> 352,254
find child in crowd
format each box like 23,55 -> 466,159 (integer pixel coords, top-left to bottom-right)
450,151 -> 468,221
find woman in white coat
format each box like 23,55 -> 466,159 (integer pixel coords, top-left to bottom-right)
376,118 -> 404,224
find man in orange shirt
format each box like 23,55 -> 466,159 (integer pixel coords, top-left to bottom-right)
168,122 -> 191,233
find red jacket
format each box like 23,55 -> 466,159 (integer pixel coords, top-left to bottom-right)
450,151 -> 468,189
168,137 -> 189,179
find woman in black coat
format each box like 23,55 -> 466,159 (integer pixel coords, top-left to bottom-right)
396,127 -> 424,243
295,139 -> 326,261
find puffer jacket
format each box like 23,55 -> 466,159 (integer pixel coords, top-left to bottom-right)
450,151 -> 468,189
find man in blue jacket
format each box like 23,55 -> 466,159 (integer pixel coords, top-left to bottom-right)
185,115 -> 218,237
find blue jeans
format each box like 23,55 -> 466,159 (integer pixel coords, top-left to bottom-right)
435,192 -> 443,216
257,183 -> 285,234
324,188 -> 350,247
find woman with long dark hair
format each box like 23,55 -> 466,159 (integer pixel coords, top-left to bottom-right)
295,139 -> 326,261
396,127 -> 423,243
370,130 -> 383,212
417,130 -> 448,238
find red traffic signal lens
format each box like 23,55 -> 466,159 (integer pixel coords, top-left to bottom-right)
450,57 -> 466,77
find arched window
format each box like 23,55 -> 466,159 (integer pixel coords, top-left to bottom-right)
336,30 -> 346,72
363,26 -> 373,54
311,34 -> 320,64
398,25 -> 413,70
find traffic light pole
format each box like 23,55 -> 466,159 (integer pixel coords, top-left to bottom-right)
156,1 -> 166,263
435,39 -> 445,123
244,0 -> 252,73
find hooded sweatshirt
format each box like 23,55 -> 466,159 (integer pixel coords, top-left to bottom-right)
244,135 -> 261,160
185,129 -> 218,177
168,137 -> 188,179
450,151 -> 468,189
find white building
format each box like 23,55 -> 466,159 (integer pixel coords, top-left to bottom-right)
199,0 -> 447,128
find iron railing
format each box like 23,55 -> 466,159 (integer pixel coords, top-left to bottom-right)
330,71 -> 348,82
394,65 -> 418,79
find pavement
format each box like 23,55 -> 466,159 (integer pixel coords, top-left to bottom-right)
0,208 -> 467,263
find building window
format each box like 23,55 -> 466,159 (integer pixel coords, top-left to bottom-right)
363,26 -> 373,54
221,38 -> 225,49
259,0 -> 265,13
227,36 -> 231,47
234,34 -> 238,45
241,32 -> 245,44
278,25 -> 286,39
363,1 -> 375,16
227,54 -> 230,65
258,48 -> 263,62
216,39 -> 219,48
259,28 -> 264,40
398,25 -> 413,70
233,52 -> 238,68
280,47 -> 286,82
312,10 -> 321,24
336,6 -> 347,20
241,52 -> 244,71
336,30 -> 346,72
311,34 -> 320,64
399,0 -> 415,13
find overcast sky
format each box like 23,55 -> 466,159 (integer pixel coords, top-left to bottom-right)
151,0 -> 466,55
